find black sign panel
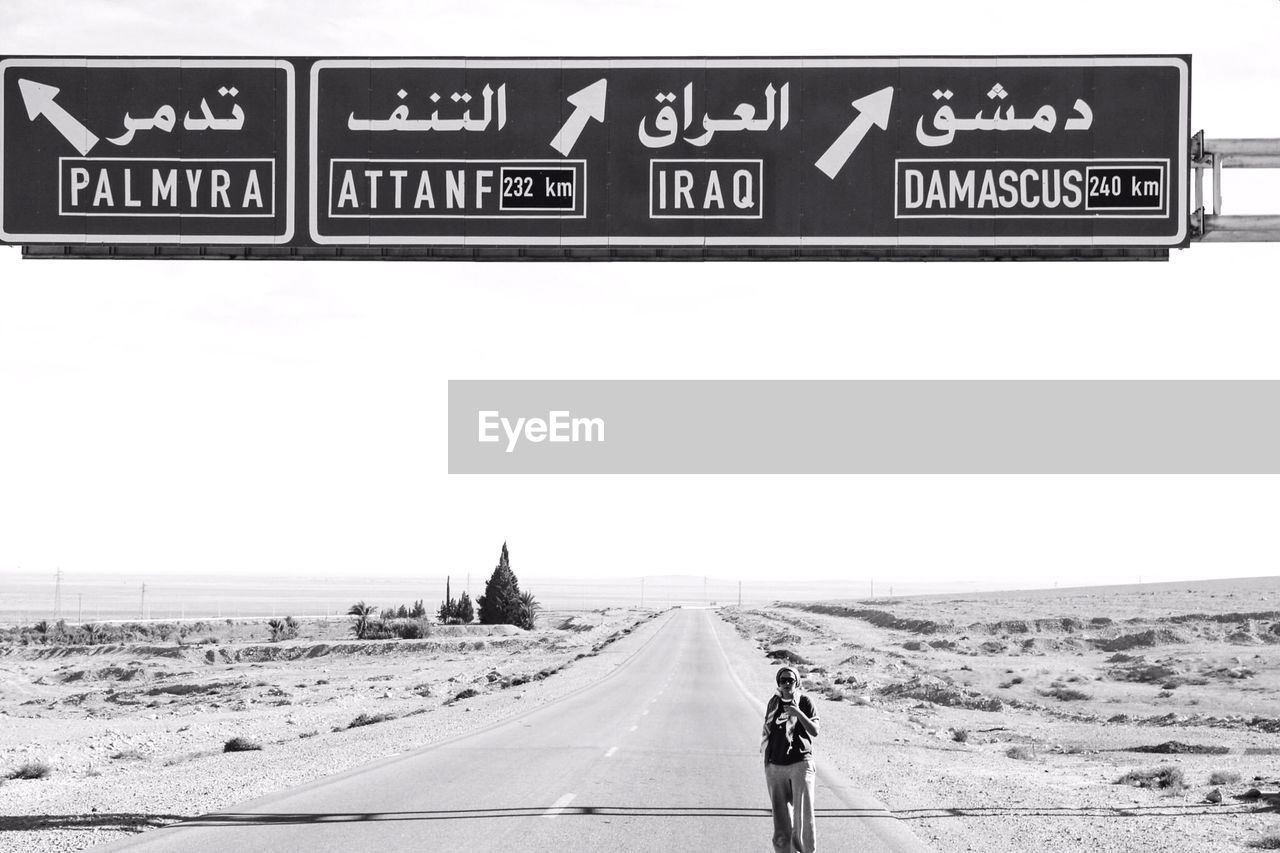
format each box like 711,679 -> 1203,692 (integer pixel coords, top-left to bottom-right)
309,58 -> 1189,250
1,58 -> 294,244
0,57 -> 1189,256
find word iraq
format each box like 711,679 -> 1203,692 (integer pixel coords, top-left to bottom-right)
478,411 -> 605,453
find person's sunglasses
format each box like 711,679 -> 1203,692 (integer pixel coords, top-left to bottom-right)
778,678 -> 796,685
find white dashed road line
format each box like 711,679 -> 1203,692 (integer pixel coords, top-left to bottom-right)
605,746 -> 619,758
544,793 -> 576,819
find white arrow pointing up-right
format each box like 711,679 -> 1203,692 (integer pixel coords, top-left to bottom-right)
550,78 -> 607,157
18,78 -> 99,156
815,86 -> 894,180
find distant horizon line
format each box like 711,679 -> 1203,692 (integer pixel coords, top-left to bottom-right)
2,569 -> 1275,598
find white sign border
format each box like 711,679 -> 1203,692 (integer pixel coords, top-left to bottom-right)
306,57 -> 1188,248
0,58 -> 296,245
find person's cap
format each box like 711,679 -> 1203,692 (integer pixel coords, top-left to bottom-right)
776,665 -> 800,685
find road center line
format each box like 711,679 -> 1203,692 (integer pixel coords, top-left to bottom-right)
605,746 -> 619,758
544,793 -> 576,819
629,725 -> 638,732
642,709 -> 649,715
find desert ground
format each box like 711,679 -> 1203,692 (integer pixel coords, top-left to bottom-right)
0,608 -> 659,852
721,576 -> 1280,852
4,577 -> 1280,852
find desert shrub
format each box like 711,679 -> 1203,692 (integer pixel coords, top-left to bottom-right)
223,737 -> 263,753
1040,686 -> 1091,701
348,712 -> 396,729
1006,746 -> 1034,761
449,687 -> 480,704
268,617 -> 299,642
952,729 -> 969,743
1115,765 -> 1186,790
359,619 -> 395,640
7,760 -> 52,780
1210,770 -> 1242,785
1010,676 -> 1024,684
389,618 -> 431,640
298,730 -> 320,739
412,683 -> 433,697
1249,835 -> 1280,850
110,749 -> 147,761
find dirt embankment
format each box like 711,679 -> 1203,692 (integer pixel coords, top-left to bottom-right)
796,603 -> 950,634
723,597 -> 1280,853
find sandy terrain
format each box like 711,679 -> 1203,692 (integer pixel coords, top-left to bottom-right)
6,577 -> 1280,853
0,609 -> 659,852
723,576 -> 1280,852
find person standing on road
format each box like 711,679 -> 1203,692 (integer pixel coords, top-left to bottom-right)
762,664 -> 820,853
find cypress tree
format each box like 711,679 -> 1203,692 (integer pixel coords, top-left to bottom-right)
477,542 -> 523,626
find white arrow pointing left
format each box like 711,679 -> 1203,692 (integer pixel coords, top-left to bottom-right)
550,78 -> 607,157
18,79 -> 99,156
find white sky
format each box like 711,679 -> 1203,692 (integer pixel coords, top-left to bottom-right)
2,1 -> 1280,588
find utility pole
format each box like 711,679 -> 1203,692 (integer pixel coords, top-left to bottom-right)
870,578 -> 874,598
640,576 -> 645,608
54,568 -> 63,620
737,580 -> 742,608
78,594 -> 83,624
703,575 -> 708,606
140,583 -> 147,619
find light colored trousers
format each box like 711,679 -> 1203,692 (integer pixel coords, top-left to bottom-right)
764,758 -> 816,853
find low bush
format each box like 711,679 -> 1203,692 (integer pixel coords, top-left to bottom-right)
1249,835 -> 1280,850
1040,686 -> 1091,701
7,760 -> 52,780
110,749 -> 147,761
347,712 -> 396,729
1115,765 -> 1185,790
223,737 -> 263,753
952,729 -> 969,743
360,618 -> 431,641
1210,770 -> 1242,785
1006,746 -> 1034,761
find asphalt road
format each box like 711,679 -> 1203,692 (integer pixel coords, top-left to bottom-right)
95,608 -> 930,852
